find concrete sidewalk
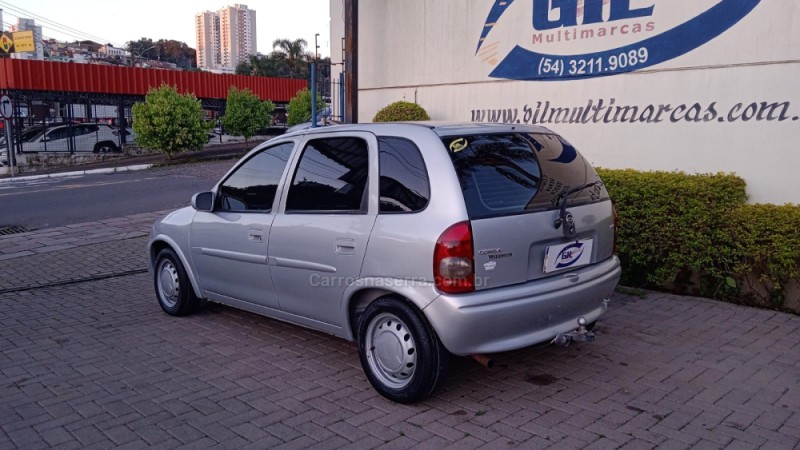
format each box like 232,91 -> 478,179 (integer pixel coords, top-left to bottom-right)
0,207 -> 799,448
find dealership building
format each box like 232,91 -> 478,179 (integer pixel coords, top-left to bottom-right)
330,0 -> 799,204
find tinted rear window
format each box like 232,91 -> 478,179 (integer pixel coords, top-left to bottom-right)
441,133 -> 608,219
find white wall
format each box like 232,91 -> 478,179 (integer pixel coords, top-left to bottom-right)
332,0 -> 800,204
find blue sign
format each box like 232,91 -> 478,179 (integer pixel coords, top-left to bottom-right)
477,0 -> 761,81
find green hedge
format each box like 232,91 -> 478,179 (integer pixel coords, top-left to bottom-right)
726,205 -> 800,305
372,101 -> 430,122
597,169 -> 800,310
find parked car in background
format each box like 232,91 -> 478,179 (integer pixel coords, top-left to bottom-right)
0,125 -> 48,150
21,123 -> 123,153
148,122 -> 621,403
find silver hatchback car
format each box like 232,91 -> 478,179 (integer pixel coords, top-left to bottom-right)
148,123 -> 621,403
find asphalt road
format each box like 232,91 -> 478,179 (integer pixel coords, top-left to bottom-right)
0,166 -> 226,230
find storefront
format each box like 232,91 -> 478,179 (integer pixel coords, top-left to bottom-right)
331,0 -> 800,204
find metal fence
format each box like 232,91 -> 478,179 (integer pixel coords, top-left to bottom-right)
10,121 -> 131,154
3,102 -> 134,156
330,74 -> 345,124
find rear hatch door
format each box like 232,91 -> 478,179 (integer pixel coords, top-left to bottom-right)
441,132 -> 614,290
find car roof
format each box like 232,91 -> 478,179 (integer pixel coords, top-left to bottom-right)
281,122 -> 553,139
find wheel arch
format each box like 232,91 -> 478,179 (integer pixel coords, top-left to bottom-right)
149,236 -> 204,299
342,280 -> 441,343
94,140 -> 119,152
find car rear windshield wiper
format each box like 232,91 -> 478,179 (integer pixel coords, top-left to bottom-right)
554,181 -> 603,233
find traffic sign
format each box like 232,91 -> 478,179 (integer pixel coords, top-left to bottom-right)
0,96 -> 12,119
0,33 -> 13,53
12,31 -> 34,53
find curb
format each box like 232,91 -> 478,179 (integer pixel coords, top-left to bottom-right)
0,164 -> 154,184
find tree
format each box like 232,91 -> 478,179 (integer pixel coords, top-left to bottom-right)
236,53 -> 286,77
287,89 -> 326,126
126,37 -> 156,60
126,38 -> 197,68
132,85 -> 210,159
272,38 -> 311,78
235,60 -> 253,75
221,87 -> 275,145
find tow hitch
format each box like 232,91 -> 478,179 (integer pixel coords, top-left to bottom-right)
552,317 -> 595,347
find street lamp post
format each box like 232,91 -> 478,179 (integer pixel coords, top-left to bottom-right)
131,44 -> 157,67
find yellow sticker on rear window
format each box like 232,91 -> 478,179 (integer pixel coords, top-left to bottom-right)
449,138 -> 468,153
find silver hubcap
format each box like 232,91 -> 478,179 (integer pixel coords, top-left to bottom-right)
365,313 -> 417,389
157,259 -> 180,308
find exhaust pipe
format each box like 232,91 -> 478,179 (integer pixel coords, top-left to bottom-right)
470,354 -> 495,369
552,333 -> 573,347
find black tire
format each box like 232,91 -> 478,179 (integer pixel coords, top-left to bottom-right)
153,248 -> 200,316
357,297 -> 448,403
94,141 -> 119,153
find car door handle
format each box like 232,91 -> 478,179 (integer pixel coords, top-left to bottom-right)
335,238 -> 355,255
249,230 -> 263,242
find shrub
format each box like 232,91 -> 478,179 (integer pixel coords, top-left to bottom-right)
598,169 -> 747,289
373,101 -> 430,122
597,168 -> 800,311
132,84 -> 210,159
725,204 -> 800,306
287,89 -> 326,126
222,86 -> 275,145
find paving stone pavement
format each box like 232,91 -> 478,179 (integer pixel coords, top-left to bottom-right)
0,160 -> 798,449
1,243 -> 799,448
0,213 -> 161,261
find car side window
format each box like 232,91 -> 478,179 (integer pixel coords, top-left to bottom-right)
285,137 -> 369,213
46,128 -> 69,141
378,137 -> 430,213
217,142 -> 294,212
72,126 -> 88,137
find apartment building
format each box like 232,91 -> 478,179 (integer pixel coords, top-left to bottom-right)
195,11 -> 220,70
195,4 -> 256,72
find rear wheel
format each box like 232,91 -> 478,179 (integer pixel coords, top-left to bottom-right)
358,297 -> 448,403
94,141 -> 119,153
154,248 -> 199,316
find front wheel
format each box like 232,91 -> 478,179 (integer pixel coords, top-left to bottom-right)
358,297 -> 448,403
154,248 -> 199,316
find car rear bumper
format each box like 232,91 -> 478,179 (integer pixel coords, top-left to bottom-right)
423,256 -> 621,355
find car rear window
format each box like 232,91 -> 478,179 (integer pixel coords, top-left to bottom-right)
441,133 -> 608,219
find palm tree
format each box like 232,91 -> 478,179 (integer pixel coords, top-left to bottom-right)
248,54 -> 268,76
272,38 -> 309,78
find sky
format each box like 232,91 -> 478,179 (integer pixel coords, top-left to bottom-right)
0,0 -> 332,57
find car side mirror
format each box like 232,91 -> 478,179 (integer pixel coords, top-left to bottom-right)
191,191 -> 214,212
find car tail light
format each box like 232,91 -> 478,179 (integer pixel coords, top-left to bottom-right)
612,203 -> 619,254
434,221 -> 475,294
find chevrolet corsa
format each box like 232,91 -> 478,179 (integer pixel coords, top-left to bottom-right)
148,123 -> 621,403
